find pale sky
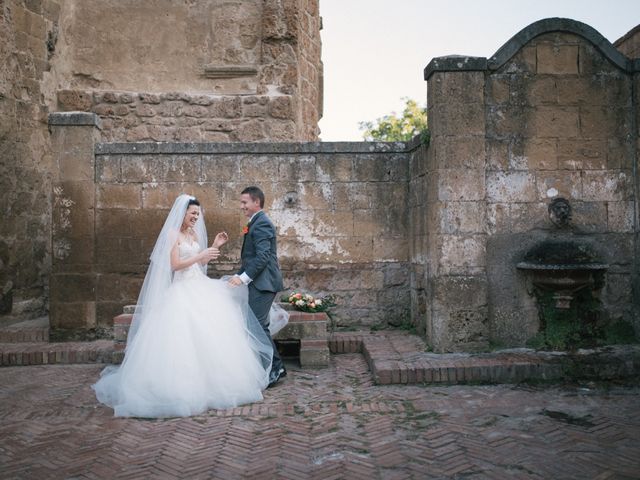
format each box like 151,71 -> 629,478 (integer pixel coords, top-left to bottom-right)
317,0 -> 640,141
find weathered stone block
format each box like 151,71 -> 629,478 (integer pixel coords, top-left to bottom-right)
485,105 -> 529,138
557,139 -> 606,170
431,103 -> 484,137
434,136 -> 485,170
535,171 -> 582,200
536,43 -> 579,74
50,301 -> 96,329
526,77 -> 558,105
97,184 -> 142,209
605,273 -> 633,306
50,126 -> 97,181
485,138 -> 509,171
607,138 -> 634,170
268,96 -> 294,119
528,106 -> 579,138
278,156 -> 316,182
607,201 -> 634,232
52,236 -> 95,267
373,236 -> 408,262
209,97 -> 242,118
486,202 -> 547,235
486,171 -> 536,202
582,171 -> 632,201
334,237 -> 374,263
490,307 -> 539,346
274,321 -> 326,340
443,70 -> 485,102
50,273 -> 96,303
57,90 -> 93,111
437,201 -> 486,234
432,275 -> 487,310
315,154 -> 354,182
333,184 -> 371,210
200,155 -> 241,183
570,201 -> 608,233
121,155 -> 168,183
485,75 -> 510,105
96,274 -> 143,303
522,138 -> 558,170
437,234 -> 487,274
299,346 -> 329,367
580,106 -> 631,139
437,169 -> 485,202
312,210 -> 354,237
165,155 -> 202,182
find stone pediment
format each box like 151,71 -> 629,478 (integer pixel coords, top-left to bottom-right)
425,17 -> 637,79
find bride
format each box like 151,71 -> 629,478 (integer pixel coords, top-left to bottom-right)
93,194 -> 275,418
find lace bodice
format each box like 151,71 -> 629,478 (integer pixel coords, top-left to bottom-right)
173,240 -> 204,282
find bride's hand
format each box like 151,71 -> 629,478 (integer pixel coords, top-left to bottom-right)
212,232 -> 228,248
200,247 -> 220,263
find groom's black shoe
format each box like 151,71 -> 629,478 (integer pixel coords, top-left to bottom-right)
268,366 -> 287,388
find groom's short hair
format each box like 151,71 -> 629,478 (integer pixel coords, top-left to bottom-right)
241,186 -> 265,208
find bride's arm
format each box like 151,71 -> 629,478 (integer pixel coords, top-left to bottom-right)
170,240 -> 220,271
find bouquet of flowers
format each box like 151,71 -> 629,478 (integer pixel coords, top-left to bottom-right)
282,291 -> 336,313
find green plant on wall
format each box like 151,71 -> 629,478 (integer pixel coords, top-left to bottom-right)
527,288 -> 637,351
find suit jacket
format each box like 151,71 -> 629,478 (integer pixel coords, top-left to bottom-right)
240,210 -> 284,293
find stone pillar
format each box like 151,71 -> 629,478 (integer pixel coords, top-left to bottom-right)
634,71 -> 640,334
48,112 -> 101,329
424,59 -> 489,352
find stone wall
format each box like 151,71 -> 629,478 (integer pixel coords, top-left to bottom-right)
45,0 -> 322,142
48,128 -> 412,330
421,18 -> 639,351
0,0 -> 60,325
614,25 -> 640,59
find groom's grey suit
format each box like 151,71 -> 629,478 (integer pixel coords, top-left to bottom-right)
239,210 -> 284,371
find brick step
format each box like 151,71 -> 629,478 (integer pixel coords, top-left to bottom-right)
0,317 -> 49,343
0,340 -> 115,366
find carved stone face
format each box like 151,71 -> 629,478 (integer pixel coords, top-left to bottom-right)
548,198 -> 571,227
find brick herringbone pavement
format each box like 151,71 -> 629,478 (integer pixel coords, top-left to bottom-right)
1,355 -> 639,479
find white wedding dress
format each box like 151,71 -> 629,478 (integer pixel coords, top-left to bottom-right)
93,240 -> 272,418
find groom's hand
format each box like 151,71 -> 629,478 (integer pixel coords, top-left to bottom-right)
228,275 -> 243,287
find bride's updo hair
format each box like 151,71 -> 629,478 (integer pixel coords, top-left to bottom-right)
187,197 -> 200,207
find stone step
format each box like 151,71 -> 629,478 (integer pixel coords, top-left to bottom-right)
0,317 -> 49,343
329,332 -> 640,385
0,340 -> 115,366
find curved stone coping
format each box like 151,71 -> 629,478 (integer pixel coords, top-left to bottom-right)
95,139 -> 422,156
425,17 -> 636,80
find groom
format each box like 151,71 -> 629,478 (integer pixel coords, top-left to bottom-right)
228,186 -> 287,387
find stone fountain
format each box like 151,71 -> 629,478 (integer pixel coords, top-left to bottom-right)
517,198 -> 608,309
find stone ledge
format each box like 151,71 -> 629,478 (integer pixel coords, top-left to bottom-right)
95,140 -> 415,156
48,111 -> 102,128
330,331 -> 640,385
424,56 -> 488,80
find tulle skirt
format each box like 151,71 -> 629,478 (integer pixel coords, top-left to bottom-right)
93,275 -> 273,418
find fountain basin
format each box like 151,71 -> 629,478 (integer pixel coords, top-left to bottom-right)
517,241 -> 608,309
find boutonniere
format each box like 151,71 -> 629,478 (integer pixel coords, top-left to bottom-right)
242,224 -> 249,235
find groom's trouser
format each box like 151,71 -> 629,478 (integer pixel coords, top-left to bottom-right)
248,285 -> 283,371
